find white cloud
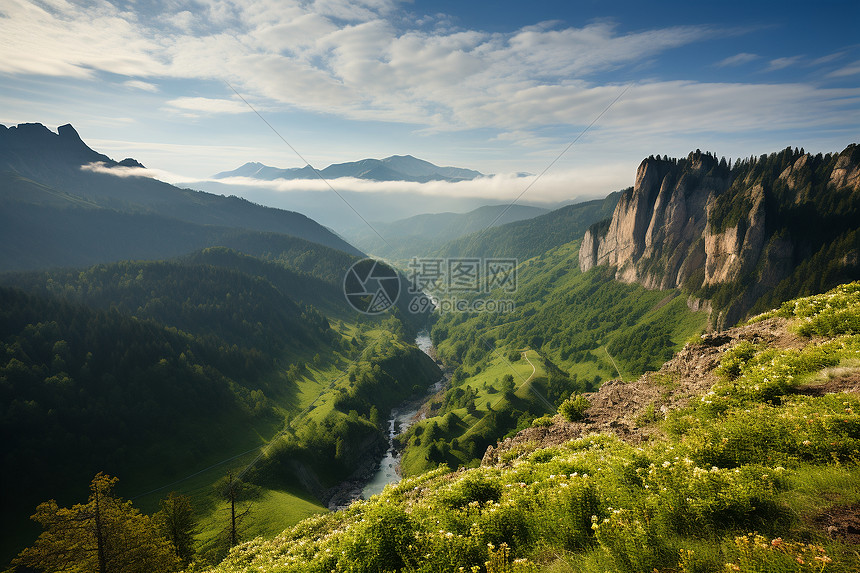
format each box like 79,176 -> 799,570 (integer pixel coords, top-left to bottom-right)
80,161 -> 189,183
0,0 -> 166,78
81,156 -> 629,204
811,52 -> 845,66
827,61 -> 860,78
124,80 -> 159,92
715,52 -> 758,67
163,10 -> 196,32
192,166 -> 630,203
310,0 -> 400,21
766,56 -> 803,71
164,96 -> 250,115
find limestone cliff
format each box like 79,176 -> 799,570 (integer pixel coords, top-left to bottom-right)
580,145 -> 860,328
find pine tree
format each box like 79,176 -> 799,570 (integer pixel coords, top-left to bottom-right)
13,473 -> 180,573
154,491 -> 197,565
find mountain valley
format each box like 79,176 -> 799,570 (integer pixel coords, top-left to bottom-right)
2,126 -> 860,572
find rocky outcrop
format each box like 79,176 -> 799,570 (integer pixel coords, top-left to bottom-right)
579,145 -> 860,328
702,183 -> 766,286
830,144 -> 860,191
579,152 -> 730,290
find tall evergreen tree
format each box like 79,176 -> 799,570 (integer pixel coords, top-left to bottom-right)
13,473 -> 180,573
154,491 -> 197,566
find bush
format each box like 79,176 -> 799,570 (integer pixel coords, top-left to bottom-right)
529,476 -> 599,550
593,507 -> 673,573
559,394 -> 590,422
724,533 -> 834,573
339,504 -> 415,573
440,471 -> 503,509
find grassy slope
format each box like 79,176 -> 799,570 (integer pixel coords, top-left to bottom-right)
205,282 -> 860,573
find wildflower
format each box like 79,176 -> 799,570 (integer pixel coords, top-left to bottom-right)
771,537 -> 782,547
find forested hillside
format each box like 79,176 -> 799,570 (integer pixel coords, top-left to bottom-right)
434,192 -> 620,260
0,248 -> 440,565
0,123 -> 363,271
343,204 -> 548,260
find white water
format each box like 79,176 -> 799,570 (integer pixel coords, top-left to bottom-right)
361,330 -> 443,498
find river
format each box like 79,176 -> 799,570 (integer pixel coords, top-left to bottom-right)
360,330 -> 444,498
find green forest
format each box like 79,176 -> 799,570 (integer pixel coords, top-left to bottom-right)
0,247 -> 439,565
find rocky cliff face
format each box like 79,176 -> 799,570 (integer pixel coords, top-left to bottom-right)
580,152 -> 730,289
580,145 -> 860,328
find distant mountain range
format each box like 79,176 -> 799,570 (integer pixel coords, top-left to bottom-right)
213,155 -> 484,183
0,123 -> 363,270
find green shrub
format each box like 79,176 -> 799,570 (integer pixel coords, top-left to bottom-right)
440,471 -> 503,509
528,476 -> 599,551
531,415 -> 554,427
715,340 -> 760,381
339,504 -> 415,573
641,459 -> 785,536
592,507 -> 674,573
724,533 -> 835,573
559,394 -> 590,422
476,500 -> 531,551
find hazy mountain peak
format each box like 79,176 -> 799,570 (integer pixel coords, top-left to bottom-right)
213,154 -> 483,183
57,123 -> 84,143
117,158 -> 145,168
0,122 -> 116,174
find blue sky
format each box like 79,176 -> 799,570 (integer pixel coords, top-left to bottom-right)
1,0 -> 859,206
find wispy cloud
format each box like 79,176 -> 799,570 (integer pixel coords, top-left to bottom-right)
827,60 -> 860,78
811,52 -> 845,66
715,52 -> 758,67
164,96 -> 251,116
80,161 -> 187,183
208,168 -> 631,203
0,0 -> 733,129
84,161 -> 630,204
766,56 -> 803,71
124,80 -> 159,92
0,0 -> 166,78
